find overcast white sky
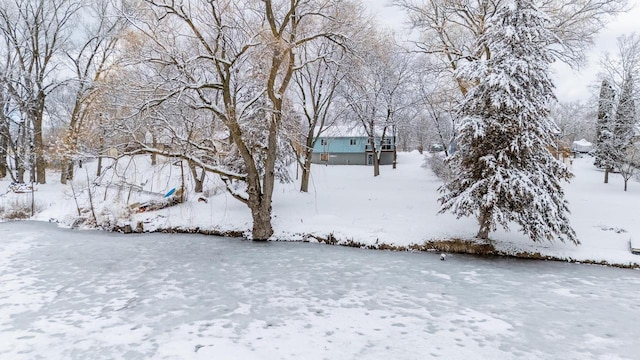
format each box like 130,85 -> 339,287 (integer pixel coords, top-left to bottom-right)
365,0 -> 640,103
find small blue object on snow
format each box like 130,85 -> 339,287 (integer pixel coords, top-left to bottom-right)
164,188 -> 176,198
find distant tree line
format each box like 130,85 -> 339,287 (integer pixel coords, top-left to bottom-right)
594,34 -> 640,191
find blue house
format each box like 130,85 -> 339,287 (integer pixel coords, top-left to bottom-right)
311,126 -> 395,165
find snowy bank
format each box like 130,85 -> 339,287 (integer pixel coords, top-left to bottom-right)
1,152 -> 639,268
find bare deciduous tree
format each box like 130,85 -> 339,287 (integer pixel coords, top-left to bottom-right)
57,1 -> 128,184
619,142 -> 640,191
123,0 -> 351,239
0,0 -> 82,184
0,50 -> 13,179
415,65 -> 460,156
292,40 -> 347,192
395,0 -> 629,95
341,33 -> 413,176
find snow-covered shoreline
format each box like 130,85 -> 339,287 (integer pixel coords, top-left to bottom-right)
1,151 -> 639,268
91,225 -> 638,269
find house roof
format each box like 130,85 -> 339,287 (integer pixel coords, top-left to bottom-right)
315,125 -> 388,138
315,125 -> 368,138
572,139 -> 593,147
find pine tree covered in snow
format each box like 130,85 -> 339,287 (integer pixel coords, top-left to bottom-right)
595,75 -> 637,185
438,0 -> 577,244
613,75 -> 638,191
615,75 -> 636,140
594,79 -> 616,173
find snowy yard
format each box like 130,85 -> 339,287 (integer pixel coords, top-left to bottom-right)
1,151 -> 640,267
1,221 -> 639,360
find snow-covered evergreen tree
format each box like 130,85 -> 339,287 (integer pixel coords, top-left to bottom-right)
613,74 -> 638,191
615,75 -> 636,139
438,0 -> 578,244
596,75 -> 637,185
596,33 -> 640,186
594,79 -> 616,173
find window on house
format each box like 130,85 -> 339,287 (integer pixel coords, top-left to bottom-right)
320,139 -> 327,146
321,153 -> 329,161
381,138 -> 392,150
350,139 -> 357,145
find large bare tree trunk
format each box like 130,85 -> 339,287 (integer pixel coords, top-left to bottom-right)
244,167 -> 274,240
373,152 -> 380,177
61,94 -> 83,185
1,121 -> 17,182
15,121 -> 29,183
300,133 -> 314,192
249,197 -> 273,240
61,108 -> 80,185
247,0 -> 297,239
61,161 -> 73,184
370,137 -> 380,177
16,166 -> 25,183
251,117 -> 279,240
300,156 -> 312,193
226,114 -> 277,240
29,151 -> 36,183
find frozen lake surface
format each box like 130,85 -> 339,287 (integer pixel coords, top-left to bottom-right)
1,222 -> 639,359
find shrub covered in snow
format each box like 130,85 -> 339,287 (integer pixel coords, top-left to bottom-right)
0,197 -> 43,220
423,153 -> 454,181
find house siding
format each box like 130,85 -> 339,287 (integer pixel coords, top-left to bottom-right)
378,152 -> 394,165
311,134 -> 395,165
311,152 -> 367,165
313,137 -> 367,154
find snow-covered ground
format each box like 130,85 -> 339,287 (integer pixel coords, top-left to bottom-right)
1,151 -> 639,267
1,221 -> 639,360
